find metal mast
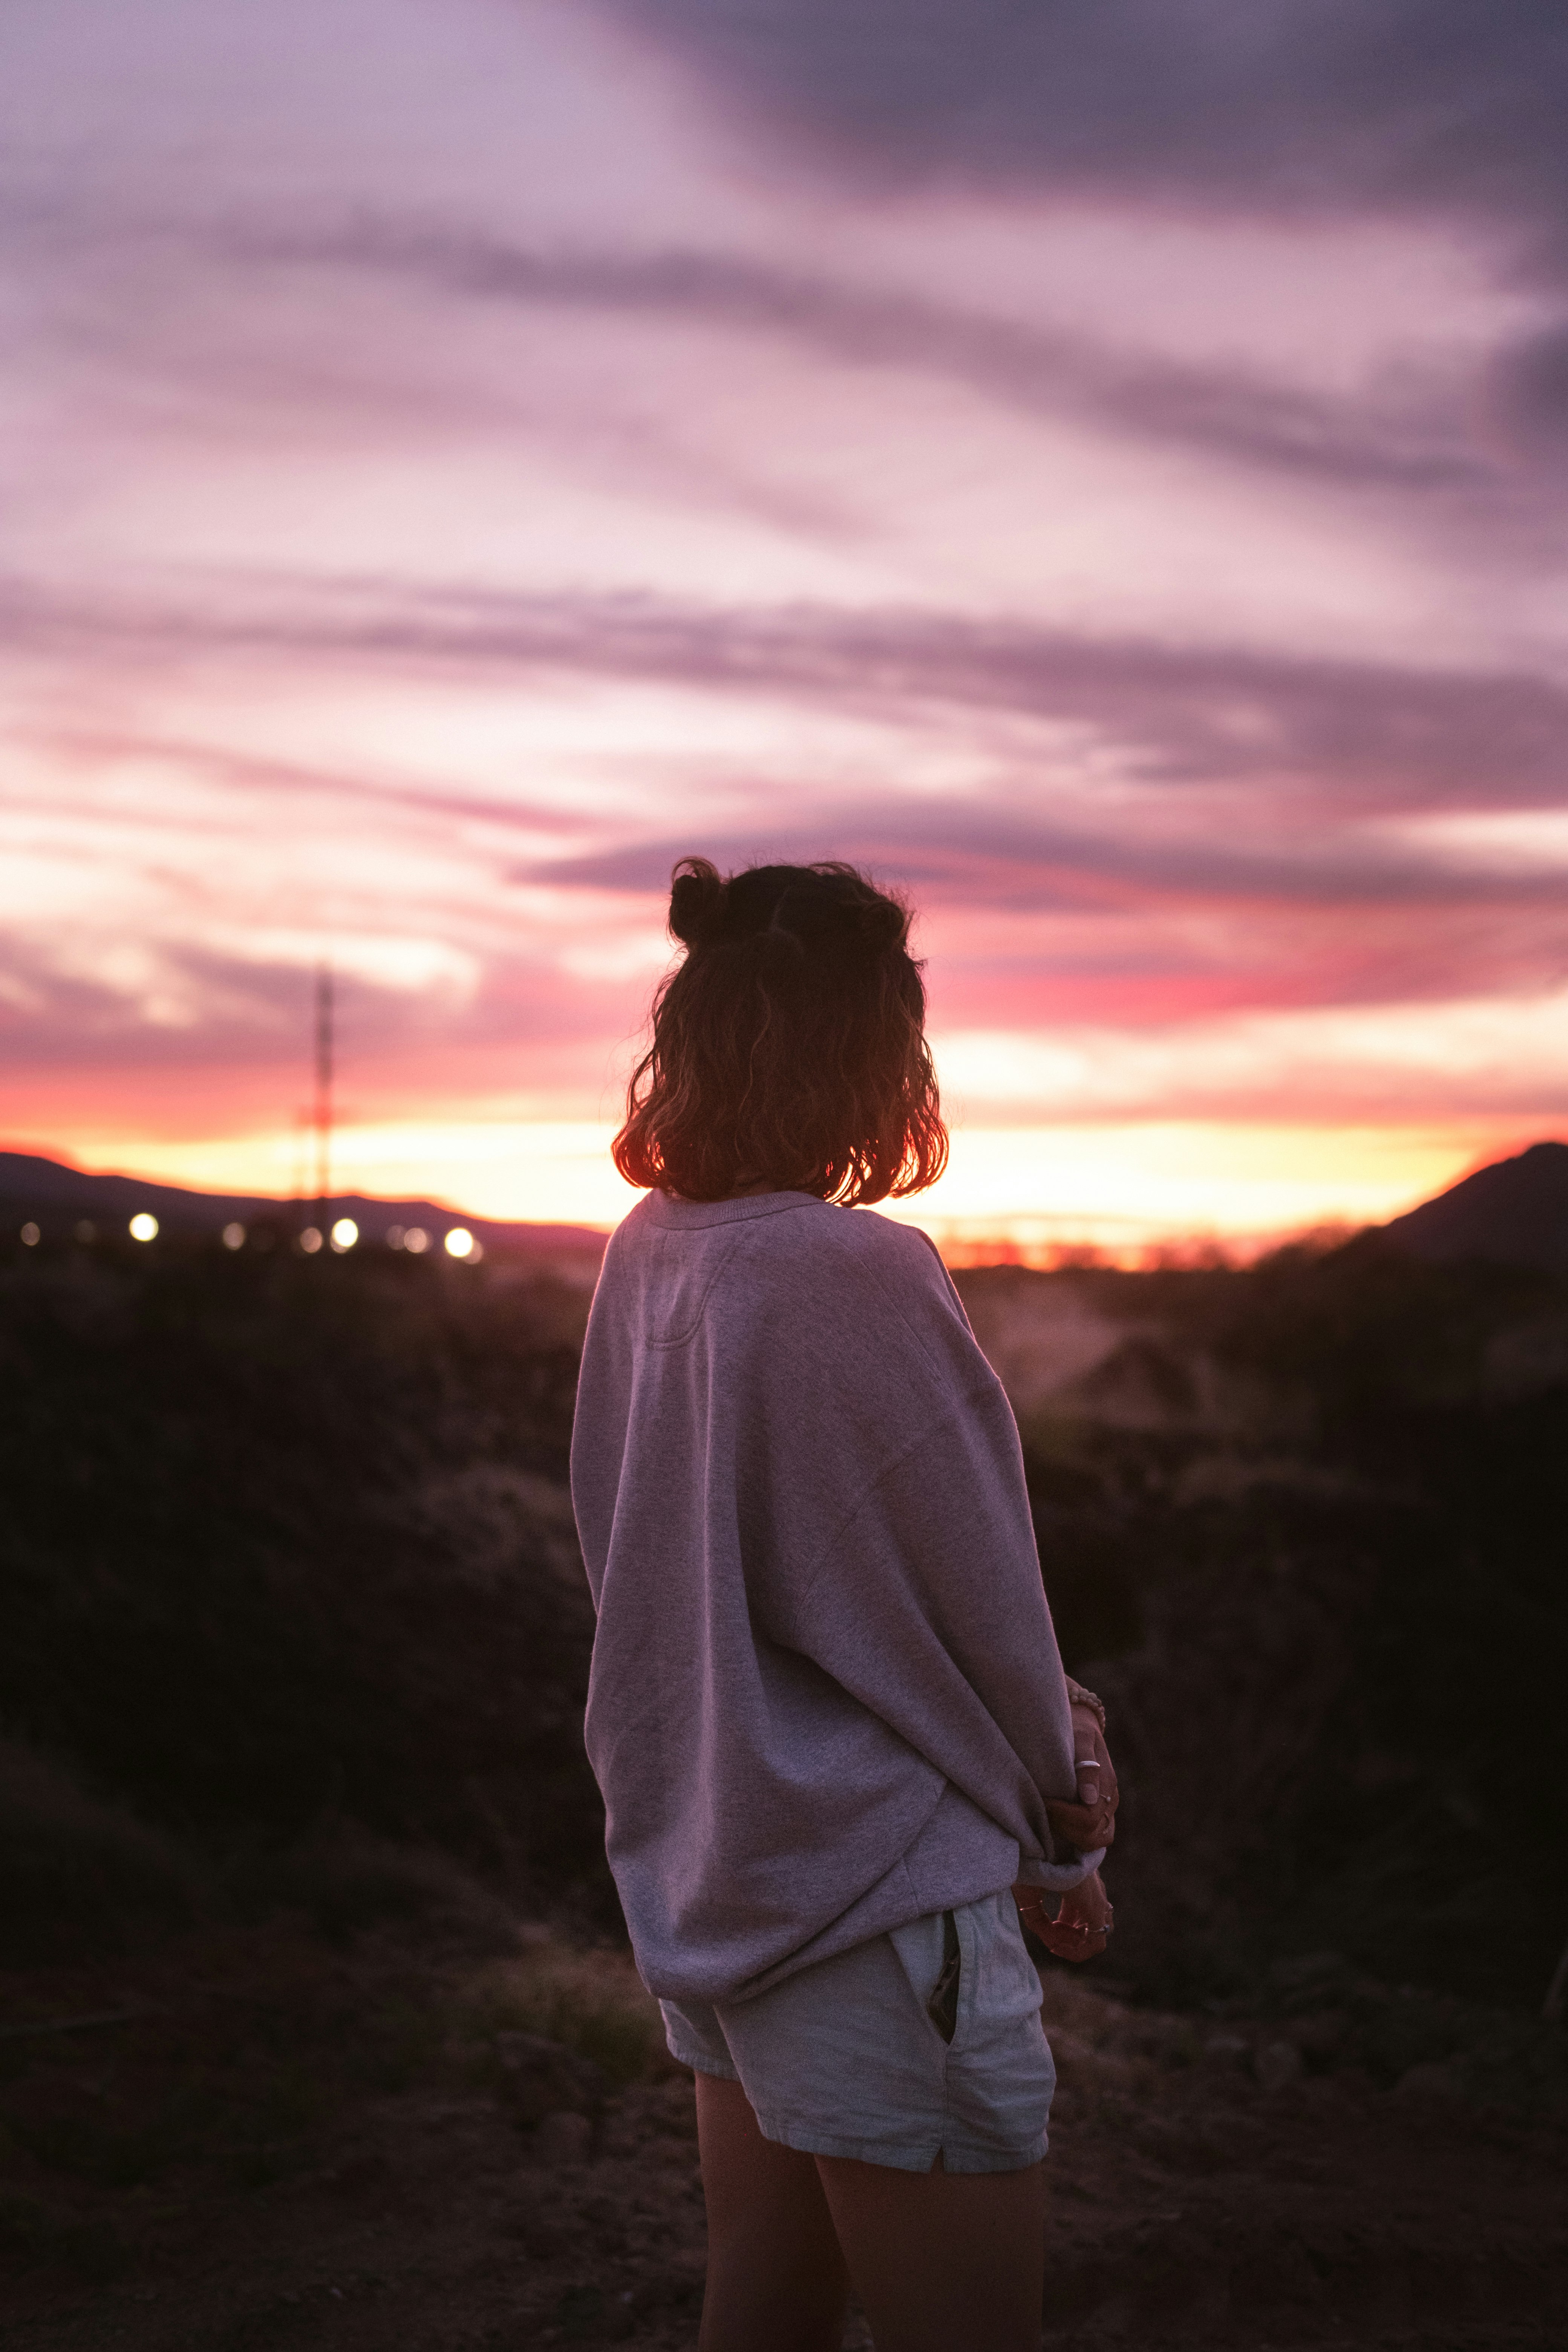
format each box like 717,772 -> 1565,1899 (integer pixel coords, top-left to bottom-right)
313,962 -> 333,1237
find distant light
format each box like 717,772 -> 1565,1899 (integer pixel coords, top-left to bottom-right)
403,1226 -> 429,1254
299,1225 -> 324,1254
443,1227 -> 474,1259
386,1224 -> 406,1250
74,1220 -> 96,1243
20,1221 -> 40,1247
222,1222 -> 246,1250
330,1217 -> 359,1253
129,1213 -> 159,1242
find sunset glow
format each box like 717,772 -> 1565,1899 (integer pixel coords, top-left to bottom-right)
5,2 -> 1565,1245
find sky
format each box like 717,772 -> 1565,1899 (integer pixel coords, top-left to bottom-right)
3,0 -> 1566,1251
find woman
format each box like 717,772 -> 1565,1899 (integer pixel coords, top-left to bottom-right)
571,859 -> 1119,2352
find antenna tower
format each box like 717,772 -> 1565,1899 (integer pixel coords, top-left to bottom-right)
314,962 -> 334,1237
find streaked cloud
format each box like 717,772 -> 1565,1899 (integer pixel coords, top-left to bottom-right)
9,570 -> 1568,811
187,218 -> 1502,498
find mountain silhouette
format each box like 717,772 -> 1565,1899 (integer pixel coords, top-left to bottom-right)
8,1139 -> 1568,1269
0,1149 -> 607,1268
1382,1140 -> 1568,1269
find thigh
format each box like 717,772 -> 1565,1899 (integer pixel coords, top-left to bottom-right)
813,2150 -> 1046,2352
694,2073 -> 849,2352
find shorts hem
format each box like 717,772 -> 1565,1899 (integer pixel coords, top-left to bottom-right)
663,2036 -> 740,2082
751,2110 -> 1048,2174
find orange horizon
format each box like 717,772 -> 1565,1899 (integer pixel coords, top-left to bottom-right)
6,1118 -> 1556,1265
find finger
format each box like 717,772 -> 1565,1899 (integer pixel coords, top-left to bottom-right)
1076,1889 -> 1113,1934
1037,1877 -> 1110,1939
1049,1915 -> 1108,1947
1052,1792 -> 1117,1839
1087,1800 -> 1115,1844
1038,1923 -> 1108,1963
1063,1869 -> 1112,1924
1043,1799 -> 1104,1846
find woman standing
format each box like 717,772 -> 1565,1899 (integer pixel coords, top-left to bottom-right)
571,859 -> 1118,2352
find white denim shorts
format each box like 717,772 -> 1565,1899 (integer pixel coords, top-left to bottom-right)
659,1888 -> 1054,2174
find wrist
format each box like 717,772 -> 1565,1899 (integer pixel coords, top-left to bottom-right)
1014,1886 -> 1057,1919
1065,1677 -> 1106,1732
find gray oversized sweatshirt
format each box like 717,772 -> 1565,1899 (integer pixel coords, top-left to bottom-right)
570,1187 -> 1098,2007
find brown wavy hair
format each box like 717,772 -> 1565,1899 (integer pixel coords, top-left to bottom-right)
613,859 -> 948,1207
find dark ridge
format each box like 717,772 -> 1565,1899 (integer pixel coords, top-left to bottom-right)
1381,1139 -> 1568,1269
0,1150 -> 607,1267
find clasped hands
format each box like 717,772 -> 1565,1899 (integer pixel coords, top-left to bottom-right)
1012,1701 -> 1119,1963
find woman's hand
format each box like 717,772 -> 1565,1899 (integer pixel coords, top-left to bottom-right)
1043,1704 -> 1119,1855
1046,1869 -> 1114,1960
1014,1869 -> 1114,1962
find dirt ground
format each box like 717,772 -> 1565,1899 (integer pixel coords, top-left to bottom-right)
2,1923 -> 1564,2352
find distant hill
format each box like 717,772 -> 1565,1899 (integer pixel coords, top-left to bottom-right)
1382,1140 -> 1568,1269
0,1150 -> 608,1272
11,1139 -> 1567,1276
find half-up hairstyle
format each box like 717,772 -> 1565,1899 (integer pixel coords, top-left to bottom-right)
613,859 -> 948,1207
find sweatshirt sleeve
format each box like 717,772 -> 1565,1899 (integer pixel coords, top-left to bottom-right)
765,1314 -> 1100,1889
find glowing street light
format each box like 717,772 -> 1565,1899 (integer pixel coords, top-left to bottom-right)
330,1217 -> 359,1253
222,1222 -> 246,1250
129,1213 -> 159,1242
299,1225 -> 324,1254
20,1222 -> 40,1246
403,1226 -> 429,1254
443,1227 -> 475,1259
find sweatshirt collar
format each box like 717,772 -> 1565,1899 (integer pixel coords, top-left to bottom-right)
642,1188 -> 828,1230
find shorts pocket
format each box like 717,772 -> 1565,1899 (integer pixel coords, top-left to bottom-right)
925,1911 -> 962,2044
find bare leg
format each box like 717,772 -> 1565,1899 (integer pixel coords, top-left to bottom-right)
695,2073 -> 850,2352
814,2150 -> 1046,2352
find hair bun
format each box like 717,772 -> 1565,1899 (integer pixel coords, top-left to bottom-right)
669,857 -> 724,944
853,897 -> 907,952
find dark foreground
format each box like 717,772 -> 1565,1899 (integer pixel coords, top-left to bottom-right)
2,1918 -> 1563,2352
3,1237 -> 1566,2344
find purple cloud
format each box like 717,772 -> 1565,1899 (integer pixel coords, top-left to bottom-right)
201,217 -> 1496,497
9,572 -> 1566,816
601,3 -> 1568,273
